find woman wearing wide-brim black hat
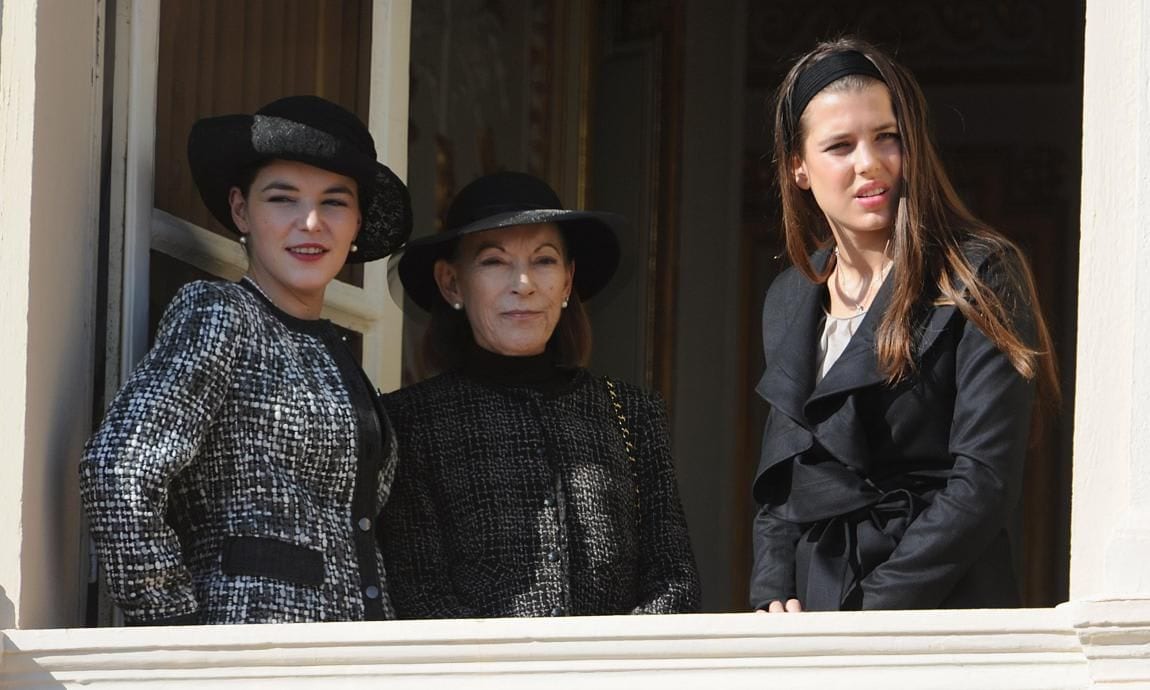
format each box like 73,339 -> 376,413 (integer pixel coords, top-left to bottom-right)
378,170 -> 700,619
80,95 -> 412,625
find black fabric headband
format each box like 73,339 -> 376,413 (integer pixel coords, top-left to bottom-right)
787,50 -> 885,137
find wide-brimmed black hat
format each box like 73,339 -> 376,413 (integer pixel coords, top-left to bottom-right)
396,171 -> 623,311
187,95 -> 413,263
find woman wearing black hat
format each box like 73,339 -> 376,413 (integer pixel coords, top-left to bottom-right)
750,38 -> 1058,613
80,96 -> 412,625
378,171 -> 700,618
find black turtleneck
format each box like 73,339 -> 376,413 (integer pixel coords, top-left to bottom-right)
461,342 -> 576,393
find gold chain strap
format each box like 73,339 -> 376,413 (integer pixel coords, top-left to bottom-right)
604,378 -> 640,513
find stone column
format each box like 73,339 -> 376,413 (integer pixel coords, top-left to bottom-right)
0,0 -> 103,628
1067,0 -> 1150,684
362,0 -> 411,391
1071,0 -> 1150,600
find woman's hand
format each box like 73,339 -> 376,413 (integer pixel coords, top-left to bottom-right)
757,598 -> 803,613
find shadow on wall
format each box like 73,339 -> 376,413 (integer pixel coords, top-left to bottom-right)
0,639 -> 68,690
0,584 -> 15,628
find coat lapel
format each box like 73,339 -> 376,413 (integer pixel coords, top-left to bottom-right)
805,273 -> 893,406
756,249 -> 969,475
915,302 -> 958,358
802,269 -> 891,474
756,258 -> 827,427
756,247 -> 975,478
807,267 -> 960,405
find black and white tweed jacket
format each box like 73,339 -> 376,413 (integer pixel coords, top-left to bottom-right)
378,363 -> 701,618
80,280 -> 397,625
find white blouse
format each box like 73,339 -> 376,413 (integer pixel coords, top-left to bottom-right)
815,310 -> 868,382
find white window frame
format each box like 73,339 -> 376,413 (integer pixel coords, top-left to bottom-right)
116,0 -> 409,389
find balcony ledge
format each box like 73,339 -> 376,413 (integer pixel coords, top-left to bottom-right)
2,599 -> 1149,688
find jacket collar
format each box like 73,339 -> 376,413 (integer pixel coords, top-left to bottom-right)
759,251 -> 963,413
756,248 -> 893,421
755,268 -> 824,425
756,249 -> 965,470
805,271 -> 892,408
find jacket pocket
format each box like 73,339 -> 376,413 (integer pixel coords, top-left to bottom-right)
220,536 -> 325,587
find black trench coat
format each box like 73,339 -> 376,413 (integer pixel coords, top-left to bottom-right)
750,244 -> 1037,611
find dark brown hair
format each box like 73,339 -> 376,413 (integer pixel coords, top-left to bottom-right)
233,159 -> 270,198
418,236 -> 593,377
773,37 -> 1059,404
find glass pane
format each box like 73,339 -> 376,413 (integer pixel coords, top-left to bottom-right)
154,0 -> 372,287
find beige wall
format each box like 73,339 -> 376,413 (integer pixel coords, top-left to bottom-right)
0,0 -> 35,630
1070,0 -> 1150,599
0,0 -> 102,628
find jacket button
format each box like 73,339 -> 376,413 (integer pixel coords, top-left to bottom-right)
357,517 -> 372,531
547,550 -> 560,563
364,586 -> 380,599
550,606 -> 564,617
543,496 -> 556,508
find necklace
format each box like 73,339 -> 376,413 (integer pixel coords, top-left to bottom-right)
832,240 -> 892,314
242,275 -> 274,304
243,275 -> 328,322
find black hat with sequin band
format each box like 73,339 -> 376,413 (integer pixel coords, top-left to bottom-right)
187,95 -> 413,263
395,171 -> 624,311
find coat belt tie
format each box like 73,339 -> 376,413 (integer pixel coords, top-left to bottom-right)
798,487 -> 928,611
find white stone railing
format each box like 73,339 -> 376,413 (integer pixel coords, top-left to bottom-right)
3,600 -> 1148,689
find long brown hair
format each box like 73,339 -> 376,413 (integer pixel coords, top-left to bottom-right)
773,37 -> 1059,405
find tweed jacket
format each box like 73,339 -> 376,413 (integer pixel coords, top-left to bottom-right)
750,243 -> 1037,611
80,280 -> 397,625
379,361 -> 701,618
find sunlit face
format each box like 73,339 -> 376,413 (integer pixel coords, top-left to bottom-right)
229,159 -> 360,317
434,223 -> 574,357
793,82 -> 902,239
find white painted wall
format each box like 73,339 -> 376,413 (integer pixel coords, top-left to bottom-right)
0,0 -> 102,628
364,0 -> 411,391
1070,0 -> 1150,598
0,0 -> 37,631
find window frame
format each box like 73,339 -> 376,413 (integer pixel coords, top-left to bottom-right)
117,0 -> 409,389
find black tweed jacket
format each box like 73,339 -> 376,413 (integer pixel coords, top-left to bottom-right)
80,280 -> 396,625
379,359 -> 701,618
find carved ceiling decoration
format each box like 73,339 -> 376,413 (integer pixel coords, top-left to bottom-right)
747,0 -> 1083,87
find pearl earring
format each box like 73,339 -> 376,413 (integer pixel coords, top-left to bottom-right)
239,235 -> 248,245
452,302 -> 463,311
350,243 -> 358,253
562,299 -> 569,309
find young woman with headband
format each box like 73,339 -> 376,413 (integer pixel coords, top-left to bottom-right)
751,38 -> 1058,612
